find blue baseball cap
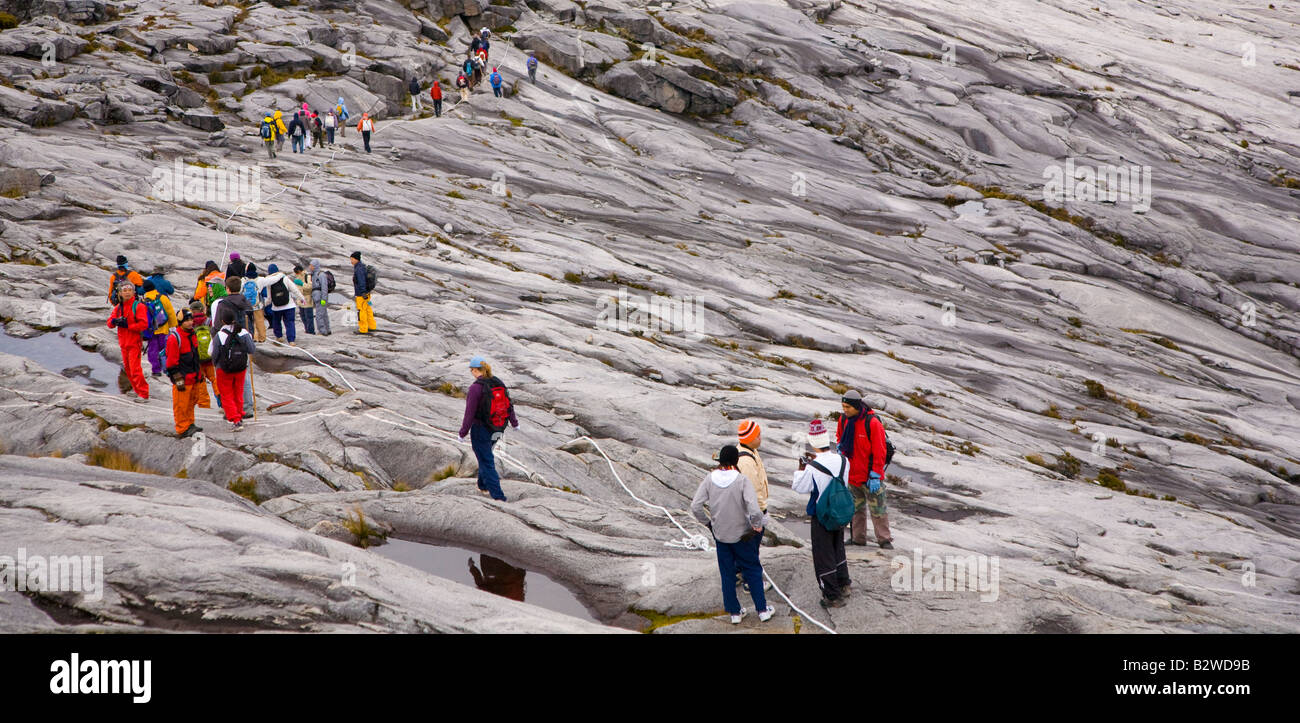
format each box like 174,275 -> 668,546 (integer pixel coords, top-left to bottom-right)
469,356 -> 486,368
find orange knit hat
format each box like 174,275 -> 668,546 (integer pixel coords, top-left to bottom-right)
737,419 -> 760,446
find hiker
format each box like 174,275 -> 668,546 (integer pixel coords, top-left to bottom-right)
526,53 -> 537,83
472,57 -> 484,89
192,261 -> 224,305
324,109 -> 338,145
358,113 -> 374,153
430,80 -> 443,117
261,263 -> 305,345
462,57 -> 475,85
469,33 -> 482,57
335,97 -> 349,137
480,28 -> 491,58
106,281 -> 150,402
457,356 -> 518,502
735,418 -> 772,584
288,111 -> 306,153
489,67 -> 503,97
165,310 -> 203,438
476,46 -> 488,67
209,276 -> 255,417
293,264 -> 315,335
792,418 -> 852,608
260,114 -> 276,158
311,112 -> 324,150
187,299 -> 215,410
309,259 -> 332,336
141,279 -> 177,377
209,305 -> 256,431
273,110 -> 288,151
240,263 -> 268,343
349,251 -> 375,333
107,255 -> 144,305
456,72 -> 470,102
409,76 -> 422,113
836,390 -> 893,548
225,252 -> 246,285
690,444 -> 776,625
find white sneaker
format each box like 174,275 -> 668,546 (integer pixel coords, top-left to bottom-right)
758,606 -> 776,622
730,608 -> 746,624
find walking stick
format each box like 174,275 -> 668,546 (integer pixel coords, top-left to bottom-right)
249,360 -> 258,421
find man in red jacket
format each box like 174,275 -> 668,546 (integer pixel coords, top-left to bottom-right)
430,80 -> 443,118
106,281 -> 150,401
165,310 -> 204,437
835,390 -> 892,548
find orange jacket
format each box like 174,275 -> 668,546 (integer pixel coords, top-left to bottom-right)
107,269 -> 144,302
357,117 -> 374,132
194,270 -> 225,302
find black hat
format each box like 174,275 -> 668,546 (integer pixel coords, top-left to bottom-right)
178,309 -> 194,323
116,254 -> 128,268
350,251 -> 362,260
245,263 -> 258,276
719,444 -> 739,467
142,279 -> 155,292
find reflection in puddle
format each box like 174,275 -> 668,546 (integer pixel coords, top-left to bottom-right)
372,538 -> 597,622
0,327 -> 120,389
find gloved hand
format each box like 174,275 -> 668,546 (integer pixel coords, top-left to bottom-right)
114,317 -> 128,328
868,472 -> 883,494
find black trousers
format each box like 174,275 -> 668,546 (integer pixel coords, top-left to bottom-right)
811,517 -> 849,600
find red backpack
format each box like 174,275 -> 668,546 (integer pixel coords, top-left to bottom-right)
477,377 -> 513,432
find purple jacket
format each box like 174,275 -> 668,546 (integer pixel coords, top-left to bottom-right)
459,376 -> 519,437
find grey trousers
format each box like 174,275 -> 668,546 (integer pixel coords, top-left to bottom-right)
314,302 -> 331,334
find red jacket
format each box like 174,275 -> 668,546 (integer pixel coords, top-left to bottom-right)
165,327 -> 202,386
107,299 -> 150,346
430,82 -> 442,100
836,410 -> 886,485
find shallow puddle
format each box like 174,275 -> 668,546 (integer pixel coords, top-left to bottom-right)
372,538 -> 598,623
0,327 -> 122,389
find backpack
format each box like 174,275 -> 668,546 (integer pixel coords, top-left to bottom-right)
323,269 -> 337,294
491,72 -> 501,87
260,120 -> 273,139
205,278 -> 228,308
242,280 -> 259,308
364,264 -> 377,291
195,324 -> 213,362
476,377 -> 513,432
109,271 -> 141,304
215,328 -> 249,373
527,56 -> 537,69
292,122 -> 304,137
269,277 -> 290,307
865,411 -> 896,471
325,113 -> 336,129
809,456 -> 855,531
142,296 -> 167,336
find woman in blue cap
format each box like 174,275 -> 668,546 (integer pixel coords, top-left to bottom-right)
457,356 -> 518,501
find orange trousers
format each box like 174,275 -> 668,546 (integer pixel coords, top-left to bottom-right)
171,382 -> 199,434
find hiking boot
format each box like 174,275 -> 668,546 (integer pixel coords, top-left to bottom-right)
879,540 -> 894,549
132,396 -> 149,404
231,420 -> 243,432
820,596 -> 847,609
758,606 -> 776,622
729,607 -> 746,624
179,426 -> 196,438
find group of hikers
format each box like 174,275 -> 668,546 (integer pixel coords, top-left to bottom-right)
691,390 -> 894,621
259,97 -> 377,157
255,28 -> 542,156
107,246 -> 895,621
105,250 -> 380,434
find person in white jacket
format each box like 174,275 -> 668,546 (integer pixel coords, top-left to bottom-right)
792,418 -> 852,608
691,445 -> 776,625
258,263 -> 306,346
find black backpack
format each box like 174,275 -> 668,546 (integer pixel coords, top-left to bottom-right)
215,328 -> 249,373
365,264 -> 378,291
269,277 -> 290,307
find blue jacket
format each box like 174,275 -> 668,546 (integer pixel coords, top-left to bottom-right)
490,72 -> 502,88
352,261 -> 368,296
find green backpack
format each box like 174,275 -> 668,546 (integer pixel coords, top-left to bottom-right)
195,325 -> 213,362
809,456 -> 855,531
